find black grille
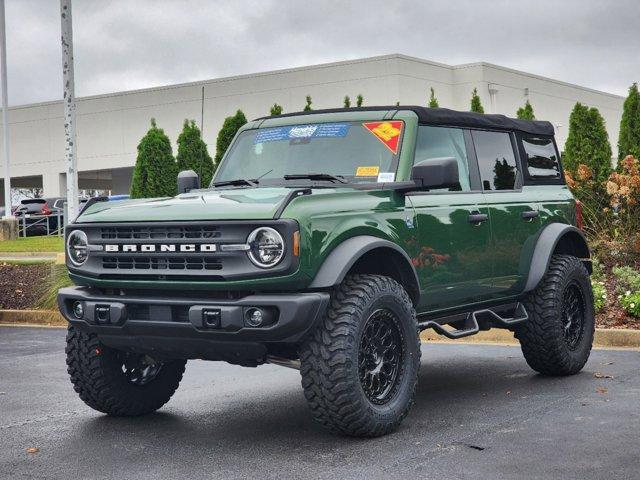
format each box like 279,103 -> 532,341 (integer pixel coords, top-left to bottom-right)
102,256 -> 223,271
100,225 -> 220,240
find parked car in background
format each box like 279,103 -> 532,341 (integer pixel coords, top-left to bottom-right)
13,197 -> 64,235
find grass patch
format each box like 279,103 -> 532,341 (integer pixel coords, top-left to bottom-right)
0,236 -> 64,253
35,264 -> 73,310
0,259 -> 55,265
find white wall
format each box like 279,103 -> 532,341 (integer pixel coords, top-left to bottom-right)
0,54 -> 625,204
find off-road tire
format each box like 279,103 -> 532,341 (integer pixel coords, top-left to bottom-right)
300,274 -> 421,437
516,254 -> 595,376
66,326 -> 186,416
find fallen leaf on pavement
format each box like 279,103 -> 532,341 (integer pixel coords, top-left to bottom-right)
594,372 -> 614,379
596,387 -> 608,394
26,448 -> 39,454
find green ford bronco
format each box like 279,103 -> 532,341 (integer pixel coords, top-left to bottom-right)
59,106 -> 594,437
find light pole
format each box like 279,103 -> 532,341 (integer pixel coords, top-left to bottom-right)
0,0 -> 11,218
60,0 -> 79,220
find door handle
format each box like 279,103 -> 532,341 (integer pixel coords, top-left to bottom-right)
521,210 -> 539,220
468,212 -> 488,225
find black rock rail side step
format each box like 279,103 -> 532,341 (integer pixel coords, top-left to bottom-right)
418,302 -> 528,339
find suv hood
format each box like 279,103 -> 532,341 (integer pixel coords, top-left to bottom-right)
77,188 -> 297,223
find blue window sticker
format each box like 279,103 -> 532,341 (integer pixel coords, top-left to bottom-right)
255,123 -> 350,144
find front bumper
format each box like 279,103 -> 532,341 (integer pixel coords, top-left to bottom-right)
58,286 -> 329,364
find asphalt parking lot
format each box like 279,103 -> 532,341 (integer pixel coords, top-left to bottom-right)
1,326 -> 638,480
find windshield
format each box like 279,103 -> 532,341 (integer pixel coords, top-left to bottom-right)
214,120 -> 404,185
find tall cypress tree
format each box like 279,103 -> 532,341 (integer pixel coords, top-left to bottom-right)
176,119 -> 214,186
563,102 -> 612,183
516,100 -> 535,120
470,88 -> 484,113
343,95 -> 351,108
428,87 -> 439,108
214,110 -> 247,165
130,119 -> 177,198
618,82 -> 640,160
356,94 -> 364,107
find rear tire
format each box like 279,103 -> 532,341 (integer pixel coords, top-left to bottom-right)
299,274 -> 421,437
516,254 -> 595,376
66,326 -> 186,416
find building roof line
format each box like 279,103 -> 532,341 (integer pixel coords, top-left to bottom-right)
453,61 -> 624,100
6,53 -> 624,112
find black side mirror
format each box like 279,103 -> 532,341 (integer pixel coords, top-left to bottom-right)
411,157 -> 459,190
177,170 -> 200,194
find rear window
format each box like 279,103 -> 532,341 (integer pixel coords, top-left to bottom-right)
521,136 -> 561,179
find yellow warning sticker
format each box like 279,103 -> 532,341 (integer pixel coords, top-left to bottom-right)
355,166 -> 380,177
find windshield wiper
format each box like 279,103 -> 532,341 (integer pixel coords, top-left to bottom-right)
283,173 -> 347,184
210,178 -> 258,188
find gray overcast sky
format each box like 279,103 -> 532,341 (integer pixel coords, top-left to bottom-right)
4,0 -> 639,106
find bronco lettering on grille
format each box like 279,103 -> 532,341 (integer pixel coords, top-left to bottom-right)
103,244 -> 217,253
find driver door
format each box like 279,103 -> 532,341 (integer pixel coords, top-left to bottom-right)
408,126 -> 493,311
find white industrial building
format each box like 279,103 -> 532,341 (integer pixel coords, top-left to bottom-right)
0,53 -> 625,205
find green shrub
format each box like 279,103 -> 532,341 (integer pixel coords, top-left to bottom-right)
612,266 -> 640,293
470,88 -> 484,113
619,290 -> 640,317
303,95 -> 312,111
428,87 -> 439,108
270,103 -> 282,116
356,94 -> 364,107
592,280 -> 607,312
343,95 -> 351,108
516,100 -> 535,120
591,257 -> 605,280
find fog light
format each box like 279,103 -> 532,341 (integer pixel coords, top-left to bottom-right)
72,301 -> 84,319
245,308 -> 263,327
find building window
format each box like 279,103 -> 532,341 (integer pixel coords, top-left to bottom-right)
521,136 -> 561,179
472,130 -> 518,191
414,126 -> 470,191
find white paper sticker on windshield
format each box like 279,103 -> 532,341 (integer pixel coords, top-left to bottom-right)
377,172 -> 395,183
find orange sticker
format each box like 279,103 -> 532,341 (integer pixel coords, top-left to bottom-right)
356,166 -> 380,177
363,121 -> 403,154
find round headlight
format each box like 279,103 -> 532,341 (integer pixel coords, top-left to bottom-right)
67,230 -> 89,266
247,227 -> 285,268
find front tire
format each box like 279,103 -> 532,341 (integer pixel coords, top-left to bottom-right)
300,274 -> 421,437
66,326 -> 186,416
516,254 -> 595,376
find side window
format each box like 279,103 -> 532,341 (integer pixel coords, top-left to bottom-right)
471,130 -> 519,191
414,126 -> 471,191
521,136 -> 561,179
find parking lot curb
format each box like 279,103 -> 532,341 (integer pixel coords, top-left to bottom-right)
0,309 -> 66,326
1,310 -> 638,348
420,327 -> 640,348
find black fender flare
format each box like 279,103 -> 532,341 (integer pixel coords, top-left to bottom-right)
308,235 -> 420,301
524,223 -> 591,292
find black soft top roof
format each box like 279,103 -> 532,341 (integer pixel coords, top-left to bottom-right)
258,105 -> 554,136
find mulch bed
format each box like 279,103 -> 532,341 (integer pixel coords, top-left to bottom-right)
0,263 -> 52,310
595,266 -> 639,330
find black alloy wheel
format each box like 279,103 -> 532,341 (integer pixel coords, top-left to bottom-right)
358,309 -> 405,404
561,281 -> 586,350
